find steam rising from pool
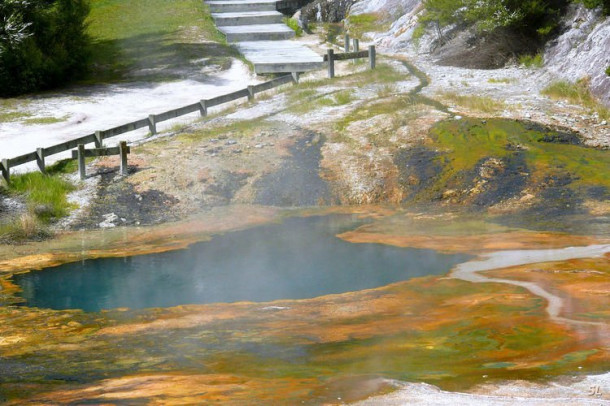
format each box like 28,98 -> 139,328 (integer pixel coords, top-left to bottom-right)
13,215 -> 471,312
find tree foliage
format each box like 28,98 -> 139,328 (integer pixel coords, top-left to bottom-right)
0,0 -> 90,96
421,0 -> 571,39
420,0 -> 609,41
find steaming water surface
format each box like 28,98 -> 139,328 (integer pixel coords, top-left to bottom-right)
13,215 -> 471,312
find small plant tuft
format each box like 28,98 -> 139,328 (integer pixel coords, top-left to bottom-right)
542,78 -> 610,120
284,18 -> 303,37
519,53 -> 544,69
438,92 -> 505,113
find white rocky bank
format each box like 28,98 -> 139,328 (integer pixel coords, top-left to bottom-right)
349,0 -> 610,106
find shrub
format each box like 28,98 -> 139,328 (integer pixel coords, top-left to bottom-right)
606,65 -> 610,76
0,0 -> 90,96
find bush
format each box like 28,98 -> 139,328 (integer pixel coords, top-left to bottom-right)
0,0 -> 90,96
420,0 -> 569,40
606,65 -> 610,76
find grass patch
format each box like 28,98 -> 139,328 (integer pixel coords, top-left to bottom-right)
0,98 -> 33,123
84,0 -> 232,84
177,118 -> 269,143
376,84 -> 397,98
316,23 -> 343,44
438,92 -> 505,113
335,96 -> 417,132
606,66 -> 610,76
6,173 -> 76,223
334,90 -> 355,105
347,13 -> 389,39
519,53 -> 544,69
0,213 -> 50,244
284,18 -> 303,37
352,63 -> 407,86
488,78 -> 514,84
288,89 -> 355,113
542,78 -> 610,120
23,116 -> 70,126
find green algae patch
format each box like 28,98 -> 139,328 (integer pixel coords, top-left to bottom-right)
419,118 -> 610,206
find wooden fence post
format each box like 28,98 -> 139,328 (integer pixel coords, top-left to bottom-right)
94,131 -> 104,148
291,72 -> 300,84
119,141 -> 128,176
247,85 -> 255,101
199,100 -> 208,117
36,148 -> 46,174
77,144 -> 86,180
148,114 -> 157,135
353,38 -> 359,52
369,45 -> 376,70
344,34 -> 350,52
1,159 -> 9,184
327,49 -> 335,78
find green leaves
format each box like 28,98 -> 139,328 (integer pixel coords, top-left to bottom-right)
0,0 -> 90,96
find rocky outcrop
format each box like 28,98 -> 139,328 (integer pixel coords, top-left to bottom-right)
349,0 -> 421,45
544,5 -> 610,106
301,0 -> 358,23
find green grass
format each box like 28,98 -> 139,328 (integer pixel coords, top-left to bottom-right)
438,92 -> 505,113
0,99 -> 32,123
335,96 -> 417,132
283,18 -> 303,37
7,173 -> 76,222
519,53 -> 544,69
316,23 -> 343,44
606,66 -> 610,76
347,13 -> 389,39
376,84 -> 397,98
488,78 -> 513,84
23,116 -> 69,126
84,0 -> 232,84
288,89 -> 355,113
542,78 -> 610,120
0,213 -> 50,243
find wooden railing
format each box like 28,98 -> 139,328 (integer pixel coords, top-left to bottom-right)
1,46 -> 376,183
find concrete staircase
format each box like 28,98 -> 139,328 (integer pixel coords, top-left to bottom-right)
206,0 -> 324,74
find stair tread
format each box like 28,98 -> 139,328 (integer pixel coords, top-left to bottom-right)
207,0 -> 278,4
211,11 -> 282,17
237,41 -> 323,63
220,24 -> 294,34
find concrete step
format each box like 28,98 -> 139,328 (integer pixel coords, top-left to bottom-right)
211,11 -> 284,26
237,40 -> 324,73
219,24 -> 295,42
207,0 -> 277,13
